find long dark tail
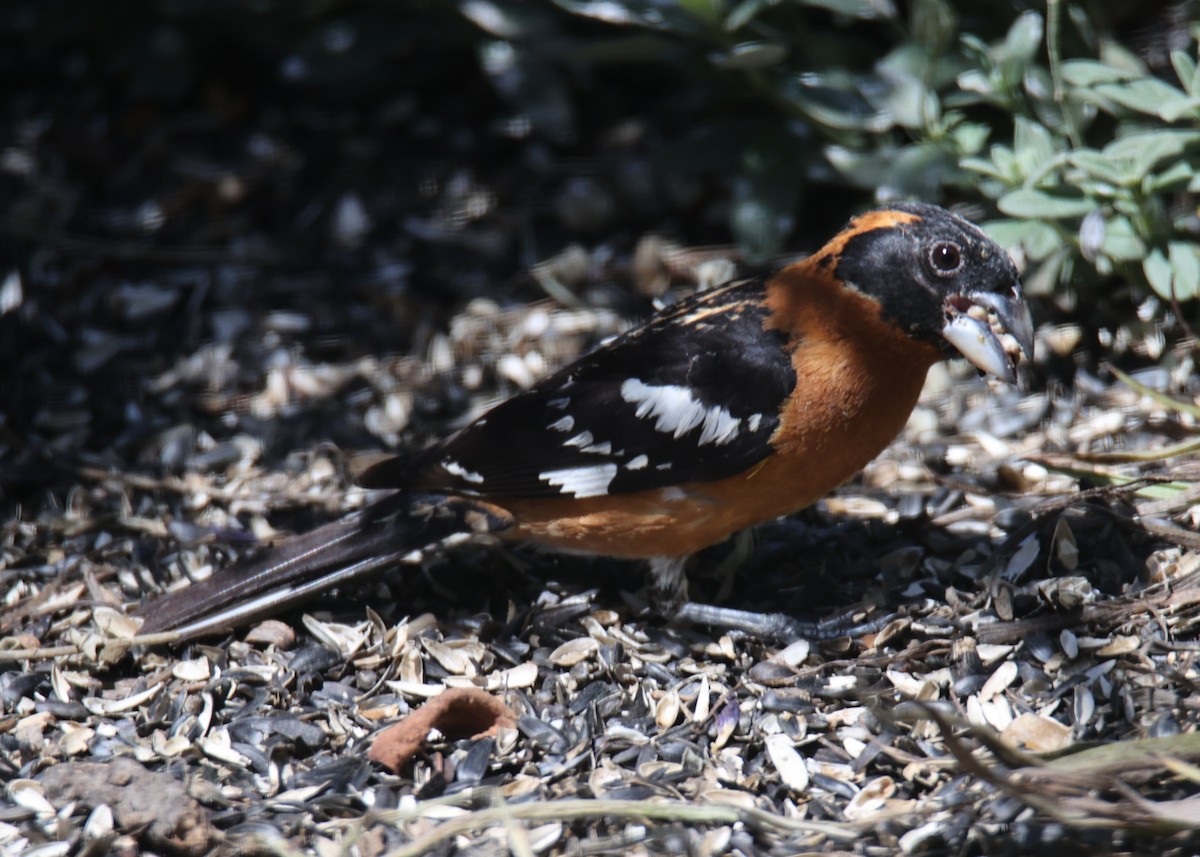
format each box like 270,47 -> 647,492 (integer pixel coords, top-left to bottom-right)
136,492 -> 513,640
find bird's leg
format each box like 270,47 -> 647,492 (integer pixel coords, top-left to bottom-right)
647,555 -> 690,611
649,554 -> 894,643
708,529 -> 756,603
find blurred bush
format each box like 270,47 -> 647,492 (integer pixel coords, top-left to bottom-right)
961,11 -> 1200,305
3,0 -> 1198,304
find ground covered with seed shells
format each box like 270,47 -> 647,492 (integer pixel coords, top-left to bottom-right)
5,58 -> 1200,857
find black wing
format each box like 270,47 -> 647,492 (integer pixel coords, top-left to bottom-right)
361,279 -> 797,499
136,493 -> 515,638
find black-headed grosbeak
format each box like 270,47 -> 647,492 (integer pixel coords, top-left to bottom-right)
138,202 -> 1034,640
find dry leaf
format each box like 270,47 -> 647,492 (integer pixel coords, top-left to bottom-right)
367,687 -> 517,773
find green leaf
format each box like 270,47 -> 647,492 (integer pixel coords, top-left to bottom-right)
998,12 -> 1043,87
960,34 -> 988,59
911,0 -> 957,55
782,74 -> 889,132
713,41 -> 787,70
879,142 -> 956,199
956,67 -> 994,98
1013,116 -> 1058,174
725,0 -> 769,30
1143,246 -> 1174,298
1171,49 -> 1200,97
866,71 -> 936,131
1095,78 -> 1199,122
981,218 -> 1036,249
998,188 -> 1094,220
983,219 -> 1065,263
1023,247 -> 1069,296
1099,216 -> 1146,262
1023,220 -> 1062,260
988,219 -> 1061,263
961,155 -> 1009,182
990,146 -> 1020,183
951,121 -> 990,156
824,145 -> 890,189
1099,40 -> 1150,76
963,144 -> 1022,185
1111,198 -> 1146,221
1143,159 -> 1196,193
1060,59 -> 1137,87
1068,150 -> 1133,186
1103,130 -> 1200,176
1168,241 -> 1200,300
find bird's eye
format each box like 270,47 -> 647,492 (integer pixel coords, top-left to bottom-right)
929,241 -> 962,276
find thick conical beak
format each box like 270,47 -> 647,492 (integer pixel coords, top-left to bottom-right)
940,288 -> 1035,385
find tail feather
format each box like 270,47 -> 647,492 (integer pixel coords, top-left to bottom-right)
136,492 -> 513,639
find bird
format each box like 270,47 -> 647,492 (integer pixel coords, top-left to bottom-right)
136,202 -> 1034,641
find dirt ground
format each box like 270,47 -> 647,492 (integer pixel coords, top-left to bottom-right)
4,31 -> 1200,857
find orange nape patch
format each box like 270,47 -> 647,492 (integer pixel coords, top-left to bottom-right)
761,208 -> 926,334
803,208 -> 924,271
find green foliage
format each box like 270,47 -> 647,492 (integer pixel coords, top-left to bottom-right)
960,13 -> 1200,302
537,0 -> 1005,261
6,0 -> 1199,303
535,0 -> 1200,303
531,0 -> 1200,301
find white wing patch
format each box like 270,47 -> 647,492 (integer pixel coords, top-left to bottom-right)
562,430 -> 612,455
626,454 -> 649,470
620,378 -> 741,445
539,463 -> 619,498
442,460 -> 485,484
548,415 -> 575,432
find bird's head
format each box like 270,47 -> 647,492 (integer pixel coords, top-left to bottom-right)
833,202 -> 1035,384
